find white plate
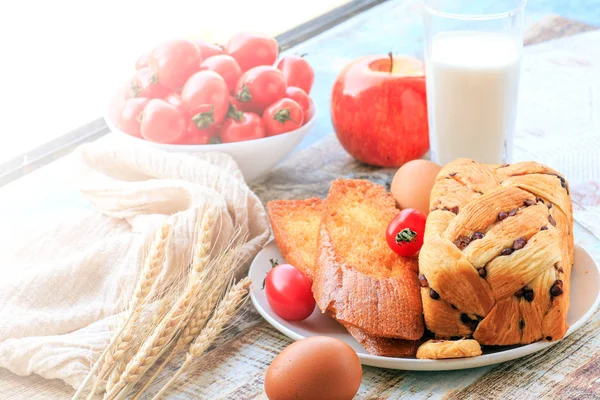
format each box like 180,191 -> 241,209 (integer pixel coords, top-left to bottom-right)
249,241 -> 600,371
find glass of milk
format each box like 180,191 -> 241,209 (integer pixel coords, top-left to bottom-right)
423,0 -> 526,165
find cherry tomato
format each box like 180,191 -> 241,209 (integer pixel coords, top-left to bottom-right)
385,208 -> 426,257
130,67 -> 169,99
263,98 -> 304,136
226,32 -> 278,72
234,66 -> 286,113
119,97 -> 150,138
277,55 -> 315,94
178,121 -> 218,144
181,70 -> 229,129
285,86 -> 310,119
149,39 -> 202,90
265,263 -> 315,321
199,55 -> 242,94
140,99 -> 187,144
135,52 -> 149,70
165,92 -> 183,107
195,39 -> 225,59
221,112 -> 265,143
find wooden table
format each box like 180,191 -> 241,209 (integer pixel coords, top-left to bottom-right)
1,1 -> 600,399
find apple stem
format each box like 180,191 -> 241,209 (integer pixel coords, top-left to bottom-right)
388,52 -> 393,74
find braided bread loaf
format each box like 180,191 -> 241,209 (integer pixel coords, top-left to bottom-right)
419,159 -> 573,345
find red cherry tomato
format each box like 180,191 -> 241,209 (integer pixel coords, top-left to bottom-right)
385,208 -> 426,257
234,66 -> 286,114
181,71 -> 229,129
285,86 -> 310,120
199,55 -> 242,94
135,52 -> 150,70
263,98 -> 304,136
119,97 -> 150,138
195,40 -> 225,59
277,55 -> 315,94
265,263 -> 315,321
140,99 -> 187,144
221,112 -> 265,143
130,67 -> 169,99
178,121 -> 218,144
149,39 -> 202,90
226,32 -> 279,72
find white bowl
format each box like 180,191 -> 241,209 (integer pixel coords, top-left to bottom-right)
105,89 -> 317,181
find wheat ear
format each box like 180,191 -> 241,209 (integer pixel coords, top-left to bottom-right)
151,278 -> 251,400
91,221 -> 171,396
131,246 -> 239,400
105,213 -> 219,400
105,279 -> 203,400
72,221 -> 171,400
191,208 -> 216,276
130,285 -> 223,400
104,297 -> 173,395
106,208 -> 215,392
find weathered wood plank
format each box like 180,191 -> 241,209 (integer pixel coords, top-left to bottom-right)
525,15 -> 598,45
444,309 -> 600,399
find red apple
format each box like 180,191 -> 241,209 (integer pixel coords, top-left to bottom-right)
331,54 -> 429,167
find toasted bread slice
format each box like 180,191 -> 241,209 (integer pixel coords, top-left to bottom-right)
267,195 -> 421,356
267,198 -> 323,279
344,324 -> 420,357
313,179 -> 424,340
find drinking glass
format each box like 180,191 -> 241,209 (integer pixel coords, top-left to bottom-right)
423,0 -> 526,165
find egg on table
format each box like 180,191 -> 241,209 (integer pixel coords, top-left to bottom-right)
264,336 -> 362,400
391,159 -> 442,215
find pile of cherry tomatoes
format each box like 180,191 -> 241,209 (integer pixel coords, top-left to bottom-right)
118,32 -> 315,145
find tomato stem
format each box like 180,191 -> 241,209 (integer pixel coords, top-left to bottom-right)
192,105 -> 215,129
130,83 -> 140,98
396,228 -> 417,244
273,108 -> 298,125
269,258 -> 279,268
226,101 -> 243,122
388,52 -> 393,74
236,85 -> 252,103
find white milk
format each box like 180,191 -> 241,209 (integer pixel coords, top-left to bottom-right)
426,31 -> 521,165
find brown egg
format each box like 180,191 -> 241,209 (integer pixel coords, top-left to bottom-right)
391,159 -> 442,215
265,336 -> 362,400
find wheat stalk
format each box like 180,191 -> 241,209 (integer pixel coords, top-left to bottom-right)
150,277 -> 252,400
105,212 -> 221,400
131,247 -> 242,400
92,222 -> 171,396
72,221 -> 172,400
106,208 -> 216,392
105,279 -> 201,400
